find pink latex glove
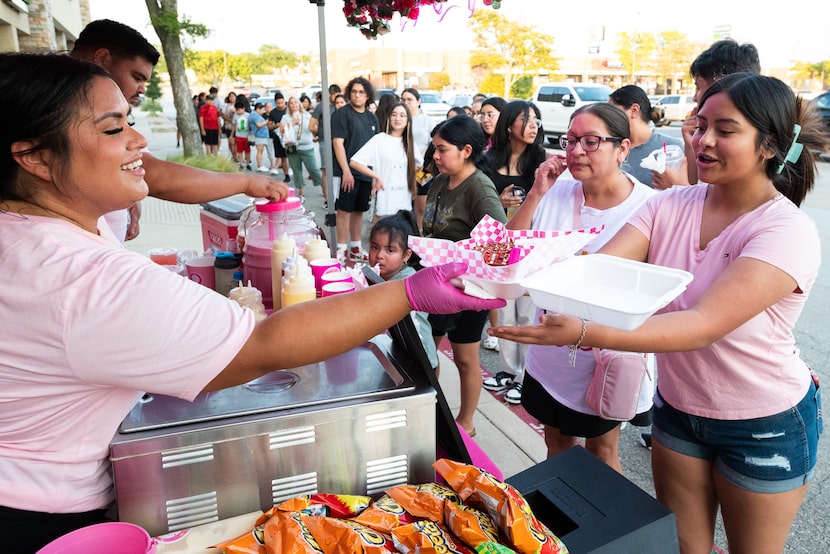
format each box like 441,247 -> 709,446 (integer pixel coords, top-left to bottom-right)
404,262 -> 506,314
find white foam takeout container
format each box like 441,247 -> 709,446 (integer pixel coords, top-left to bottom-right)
521,254 -> 694,330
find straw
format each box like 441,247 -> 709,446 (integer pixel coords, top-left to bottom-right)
663,141 -> 667,154
268,212 -> 275,242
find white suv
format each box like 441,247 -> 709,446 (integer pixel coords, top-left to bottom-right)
655,94 -> 696,126
533,82 -> 612,144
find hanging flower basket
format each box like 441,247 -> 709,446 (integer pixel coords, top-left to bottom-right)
343,0 -> 502,39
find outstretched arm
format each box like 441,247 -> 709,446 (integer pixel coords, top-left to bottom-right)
142,151 -> 290,203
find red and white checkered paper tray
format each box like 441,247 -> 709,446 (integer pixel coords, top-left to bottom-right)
409,215 -> 602,299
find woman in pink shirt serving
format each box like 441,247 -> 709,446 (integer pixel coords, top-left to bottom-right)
492,73 -> 829,553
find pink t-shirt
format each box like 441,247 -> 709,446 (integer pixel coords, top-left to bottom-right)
0,214 -> 255,513
628,184 -> 819,419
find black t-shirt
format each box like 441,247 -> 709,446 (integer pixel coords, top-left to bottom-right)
330,104 -> 378,181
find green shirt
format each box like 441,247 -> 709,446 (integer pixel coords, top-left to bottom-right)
422,168 -> 507,242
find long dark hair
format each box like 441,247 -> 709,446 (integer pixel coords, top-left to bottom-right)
431,115 -> 488,170
0,53 -> 111,202
700,73 -> 830,207
384,102 -> 418,196
487,100 -> 547,178
610,85 -> 663,125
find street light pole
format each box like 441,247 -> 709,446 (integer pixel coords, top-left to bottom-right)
307,0 -> 337,254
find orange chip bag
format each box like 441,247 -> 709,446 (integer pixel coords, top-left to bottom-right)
444,500 -> 500,548
385,482 -> 460,522
303,515 -> 396,553
391,520 -> 474,554
277,494 -> 373,518
433,459 -> 569,554
212,508 -> 278,554
263,510 -> 323,554
351,494 -> 421,534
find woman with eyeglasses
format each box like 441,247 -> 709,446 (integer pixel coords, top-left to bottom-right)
480,100 -> 551,404
502,103 -> 657,471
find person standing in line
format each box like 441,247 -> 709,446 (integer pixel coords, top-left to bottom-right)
331,77 -> 379,263
421,115 -> 508,438
494,103 -> 657,471
481,100 -> 550,405
249,102 -> 271,172
609,85 -> 685,189
232,100 -> 252,171
70,19 -> 286,243
279,96 -> 323,202
257,100 -> 278,173
199,94 -> 221,155
310,83 -> 342,209
401,87 -> 435,158
350,102 -> 422,221
492,73 -> 828,553
222,91 -> 238,162
267,91 -> 291,180
475,96 -> 506,351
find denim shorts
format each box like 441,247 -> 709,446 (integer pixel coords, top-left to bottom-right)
652,381 -> 822,493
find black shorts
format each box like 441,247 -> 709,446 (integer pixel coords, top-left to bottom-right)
203,129 -> 219,145
335,179 -> 373,212
273,135 -> 286,157
1,504 -> 110,553
428,309 -> 490,344
222,127 -> 232,138
522,373 -> 652,437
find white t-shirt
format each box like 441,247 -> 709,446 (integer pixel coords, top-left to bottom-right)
0,214 -> 255,513
411,112 -> 434,158
524,176 -> 658,415
351,133 -> 423,217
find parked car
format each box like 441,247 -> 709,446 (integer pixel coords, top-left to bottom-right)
446,93 -> 475,108
374,88 -> 398,102
417,91 -> 452,120
654,94 -> 696,126
532,82 -> 612,144
814,90 -> 830,131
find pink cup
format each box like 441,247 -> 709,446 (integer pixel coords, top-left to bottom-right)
185,256 -> 216,289
36,522 -> 156,554
148,247 -> 178,266
321,281 -> 356,297
309,257 -> 342,293
320,270 -> 353,288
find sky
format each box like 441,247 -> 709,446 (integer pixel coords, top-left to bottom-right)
88,1 -> 827,70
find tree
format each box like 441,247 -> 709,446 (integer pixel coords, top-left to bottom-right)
184,49 -> 227,86
650,31 -> 703,94
510,75 -> 534,100
142,68 -> 163,113
429,71 -> 451,91
615,31 -> 657,84
467,10 -> 559,99
144,0 -> 209,156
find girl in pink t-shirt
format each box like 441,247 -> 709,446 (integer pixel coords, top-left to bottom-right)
493,74 -> 830,552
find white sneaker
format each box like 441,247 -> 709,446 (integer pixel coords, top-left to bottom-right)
482,336 -> 499,351
482,371 -> 514,392
269,168 -> 280,175
504,382 -> 523,404
257,166 -> 270,172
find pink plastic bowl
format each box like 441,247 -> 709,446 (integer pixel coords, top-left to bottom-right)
36,522 -> 156,554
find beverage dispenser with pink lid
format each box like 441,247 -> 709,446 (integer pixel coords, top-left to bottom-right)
240,197 -> 321,309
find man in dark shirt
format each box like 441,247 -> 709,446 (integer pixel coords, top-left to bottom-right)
330,77 -> 378,262
267,91 -> 291,181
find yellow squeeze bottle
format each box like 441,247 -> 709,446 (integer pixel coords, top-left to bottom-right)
302,237 -> 330,263
281,258 -> 316,307
270,233 -> 296,311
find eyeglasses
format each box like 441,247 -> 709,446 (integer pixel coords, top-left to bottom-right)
523,118 -> 542,128
350,89 -> 367,96
477,111 -> 499,121
127,111 -> 136,127
559,134 -> 622,152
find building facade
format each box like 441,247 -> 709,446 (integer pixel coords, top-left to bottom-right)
0,0 -> 89,53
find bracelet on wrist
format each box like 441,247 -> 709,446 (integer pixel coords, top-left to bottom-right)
567,317 -> 588,366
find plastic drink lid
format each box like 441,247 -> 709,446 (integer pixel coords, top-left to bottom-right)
254,197 -> 302,212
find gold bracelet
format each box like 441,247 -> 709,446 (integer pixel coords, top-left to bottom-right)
567,318 -> 588,366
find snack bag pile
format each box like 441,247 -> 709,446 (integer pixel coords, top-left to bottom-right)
212,463 -> 569,554
409,215 -> 601,282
